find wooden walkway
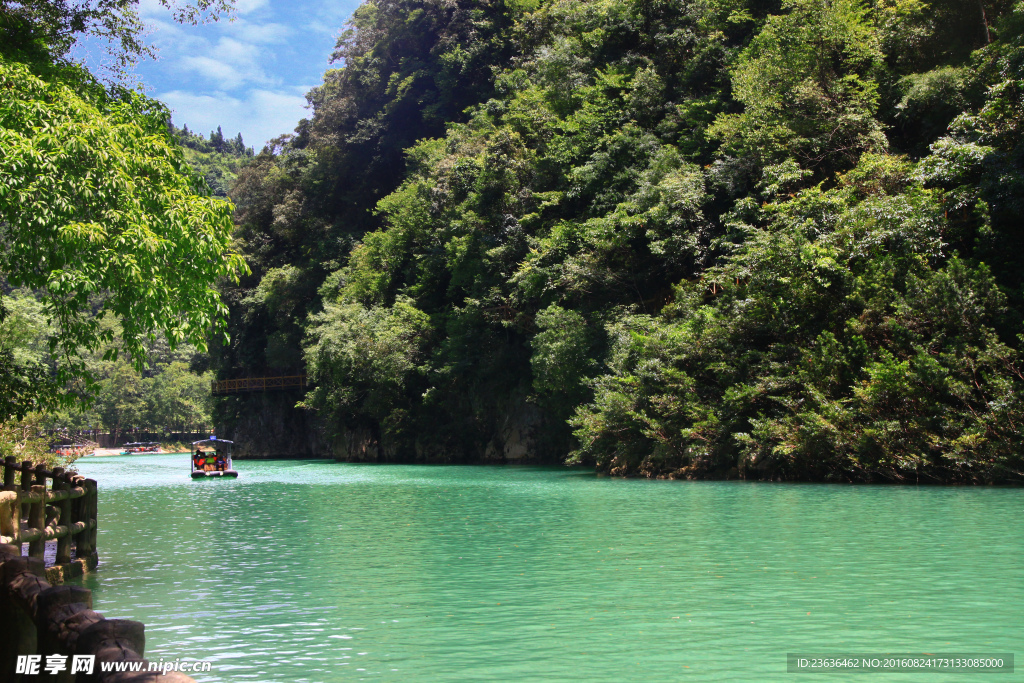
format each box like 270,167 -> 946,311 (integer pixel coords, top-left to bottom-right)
211,374 -> 308,395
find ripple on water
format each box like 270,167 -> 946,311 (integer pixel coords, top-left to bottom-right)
72,455 -> 1024,682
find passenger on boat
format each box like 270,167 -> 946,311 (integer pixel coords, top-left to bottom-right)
215,451 -> 226,471
205,452 -> 217,471
193,449 -> 205,472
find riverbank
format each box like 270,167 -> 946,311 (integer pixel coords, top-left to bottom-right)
90,448 -> 167,457
90,448 -> 126,457
89,446 -> 193,457
316,451 -> 1024,485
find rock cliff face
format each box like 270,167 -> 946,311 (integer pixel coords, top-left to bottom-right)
328,391 -> 569,465
214,392 -> 330,459
215,392 -> 567,464
481,400 -> 547,464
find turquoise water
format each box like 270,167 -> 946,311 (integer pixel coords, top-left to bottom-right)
71,454 -> 1022,681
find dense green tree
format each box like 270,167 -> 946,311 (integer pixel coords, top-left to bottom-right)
0,287 -> 214,438
216,0 -> 523,388
221,0 -> 1024,481
571,154 -> 1023,481
144,361 -> 213,433
287,0 -> 757,458
0,11 -> 246,420
92,359 -> 146,441
303,297 -> 431,455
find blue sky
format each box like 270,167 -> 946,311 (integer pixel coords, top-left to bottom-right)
126,0 -> 363,149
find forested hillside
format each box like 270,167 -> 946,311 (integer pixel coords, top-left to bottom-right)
170,123 -> 254,196
217,0 -> 1024,483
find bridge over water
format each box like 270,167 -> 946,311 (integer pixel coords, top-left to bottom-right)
211,374 -> 308,395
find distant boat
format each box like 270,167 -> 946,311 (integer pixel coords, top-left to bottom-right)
190,438 -> 238,479
52,444 -> 94,458
120,441 -> 161,454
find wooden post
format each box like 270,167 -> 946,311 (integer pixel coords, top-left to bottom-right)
29,463 -> 48,559
75,480 -> 93,559
53,467 -> 72,565
3,456 -> 15,489
28,487 -> 46,560
19,459 -> 32,525
71,475 -> 87,558
83,479 -> 98,557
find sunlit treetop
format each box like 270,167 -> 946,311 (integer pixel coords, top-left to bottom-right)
0,11 -> 247,419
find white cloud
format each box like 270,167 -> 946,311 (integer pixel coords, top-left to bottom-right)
139,0 -> 265,19
178,56 -> 246,89
214,36 -> 260,62
177,36 -> 273,89
225,20 -> 291,44
161,88 -> 310,148
100,1 -> 351,147
138,0 -> 169,18
235,0 -> 270,14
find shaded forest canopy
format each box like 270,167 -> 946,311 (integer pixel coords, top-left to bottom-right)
215,0 -> 1024,483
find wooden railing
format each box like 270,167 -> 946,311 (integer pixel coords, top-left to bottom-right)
0,460 -> 197,679
43,427 -> 100,449
0,456 -> 98,581
211,374 -> 308,395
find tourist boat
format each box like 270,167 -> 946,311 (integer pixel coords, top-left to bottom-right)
190,438 -> 239,479
52,444 -> 93,458
120,442 -> 161,454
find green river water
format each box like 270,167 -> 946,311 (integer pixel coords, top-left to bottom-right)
71,454 -> 1021,682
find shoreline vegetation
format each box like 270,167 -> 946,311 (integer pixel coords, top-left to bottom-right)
213,0 -> 1024,485
4,2 -> 1024,485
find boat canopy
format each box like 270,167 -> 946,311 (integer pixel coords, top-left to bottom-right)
192,438 -> 233,447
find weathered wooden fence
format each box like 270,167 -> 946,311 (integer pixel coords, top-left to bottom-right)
0,547 -> 196,682
0,459 -> 198,680
0,456 -> 98,583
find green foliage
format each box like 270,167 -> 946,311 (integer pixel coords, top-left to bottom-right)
303,297 -> 431,451
0,414 -> 73,469
0,290 -> 51,367
712,0 -> 887,178
93,360 -> 146,434
530,304 -> 593,408
221,0 -> 1024,481
143,361 -> 213,432
45,354 -> 214,436
0,43 -> 246,419
169,123 -> 253,196
0,288 -> 215,436
572,155 -> 1024,481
